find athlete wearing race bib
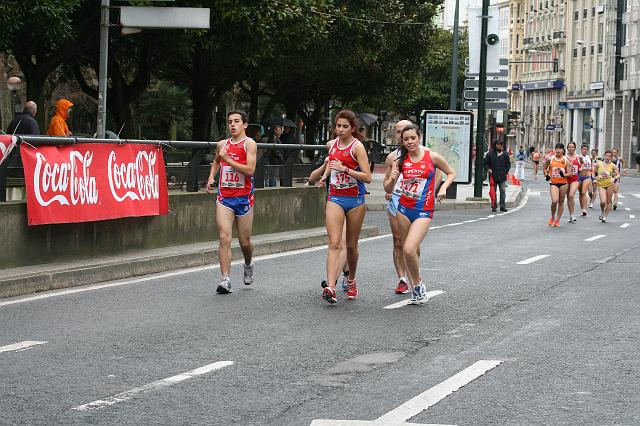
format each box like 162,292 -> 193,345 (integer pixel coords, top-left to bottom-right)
207,111 -> 258,294
611,147 -> 624,210
319,110 -> 372,304
593,150 -> 619,222
565,142 -> 580,223
578,144 -> 593,216
384,124 -> 456,305
544,143 -> 570,227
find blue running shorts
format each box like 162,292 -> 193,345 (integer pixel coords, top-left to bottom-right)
217,195 -> 254,217
398,204 -> 433,223
327,195 -> 365,212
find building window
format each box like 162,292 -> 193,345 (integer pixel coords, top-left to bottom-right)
545,1 -> 549,8
591,45 -> 595,55
573,48 -> 578,57
592,6 -> 596,16
598,43 -> 603,53
574,10 -> 579,19
583,8 -> 587,18
582,46 -> 587,56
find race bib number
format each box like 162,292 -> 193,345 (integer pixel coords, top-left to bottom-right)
220,165 -> 245,188
551,167 -> 563,178
331,170 -> 357,189
401,178 -> 426,199
570,164 -> 579,174
599,170 -> 609,179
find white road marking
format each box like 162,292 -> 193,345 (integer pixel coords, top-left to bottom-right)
517,255 -> 549,265
0,340 -> 47,354
625,207 -> 631,211
71,361 -> 233,411
311,360 -> 502,426
2,195 -> 531,307
618,202 -> 624,205
375,360 -> 503,423
527,190 -> 540,196
383,291 -> 444,310
633,194 -> 640,199
618,194 -> 625,198
620,223 -> 630,228
630,214 -> 636,219
585,234 -> 606,242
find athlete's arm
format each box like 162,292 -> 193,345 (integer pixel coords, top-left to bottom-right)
383,158 -> 400,194
333,141 -> 372,184
431,152 -> 457,201
382,151 -> 398,193
308,157 -> 329,183
206,140 -> 224,189
220,138 -> 257,177
319,141 -> 333,184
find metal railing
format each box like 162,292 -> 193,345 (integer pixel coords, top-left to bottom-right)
0,136 -> 329,201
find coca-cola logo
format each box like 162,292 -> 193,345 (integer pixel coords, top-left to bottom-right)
108,150 -> 160,202
33,150 -> 98,207
0,136 -> 16,164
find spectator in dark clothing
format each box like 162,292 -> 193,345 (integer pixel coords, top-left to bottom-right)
7,101 -> 40,135
484,140 -> 511,212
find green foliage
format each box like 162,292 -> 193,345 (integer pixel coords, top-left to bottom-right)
136,82 -> 192,140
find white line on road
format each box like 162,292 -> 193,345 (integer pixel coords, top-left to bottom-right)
618,202 -> 624,205
620,223 -> 630,228
71,361 -> 233,411
633,194 -> 640,199
0,340 -> 47,354
527,190 -> 540,196
2,195 -> 531,307
618,194 -> 625,198
383,291 -> 444,310
375,360 -> 503,423
585,234 -> 606,242
516,255 -> 549,265
630,214 -> 636,219
626,207 -> 632,211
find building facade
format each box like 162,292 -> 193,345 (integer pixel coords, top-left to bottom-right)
620,0 -> 640,164
519,0 -> 568,150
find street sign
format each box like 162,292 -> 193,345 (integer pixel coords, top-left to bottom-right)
464,79 -> 509,88
464,90 -> 509,99
465,69 -> 509,77
464,101 -> 509,110
120,7 -> 211,29
512,83 -> 522,90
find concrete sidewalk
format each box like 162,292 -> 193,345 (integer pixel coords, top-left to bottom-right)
364,172 -> 523,211
0,225 -> 379,298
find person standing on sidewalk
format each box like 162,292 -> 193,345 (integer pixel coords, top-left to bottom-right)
206,111 -> 257,294
318,109 -> 372,303
47,98 -> 74,137
484,140 -> 511,212
514,145 -> 526,181
7,101 -> 40,135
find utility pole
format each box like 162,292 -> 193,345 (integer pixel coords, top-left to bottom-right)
473,0 -> 490,197
449,0 -> 460,111
97,0 -> 110,138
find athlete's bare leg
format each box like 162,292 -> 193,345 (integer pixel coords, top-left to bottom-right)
567,181 -> 579,219
345,204 -> 366,281
235,209 -> 254,265
216,202 -> 236,277
325,202 -> 346,287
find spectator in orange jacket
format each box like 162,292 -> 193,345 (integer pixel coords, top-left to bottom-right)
47,99 -> 74,136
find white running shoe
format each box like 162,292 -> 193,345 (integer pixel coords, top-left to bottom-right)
243,263 -> 254,285
216,276 -> 232,294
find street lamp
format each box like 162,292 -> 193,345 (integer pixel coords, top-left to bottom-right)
6,76 -> 22,118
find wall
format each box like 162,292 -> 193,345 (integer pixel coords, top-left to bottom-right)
0,187 -> 326,269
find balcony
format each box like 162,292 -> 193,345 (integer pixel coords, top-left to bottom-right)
553,31 -> 566,39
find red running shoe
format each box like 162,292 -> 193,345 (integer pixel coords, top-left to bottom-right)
346,279 -> 358,300
394,279 -> 409,294
322,283 -> 337,304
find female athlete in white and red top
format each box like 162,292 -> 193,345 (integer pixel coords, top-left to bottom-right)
565,141 -> 580,223
319,109 -> 372,304
384,125 -> 456,305
206,111 -> 257,295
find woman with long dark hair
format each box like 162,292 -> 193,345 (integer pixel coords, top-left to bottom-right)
383,125 -> 456,304
318,110 -> 372,303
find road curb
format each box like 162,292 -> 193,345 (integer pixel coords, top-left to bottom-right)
0,225 -> 379,299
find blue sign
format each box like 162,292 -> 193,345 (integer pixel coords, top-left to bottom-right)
558,102 -> 568,109
522,79 -> 564,90
512,83 -> 522,91
546,124 -> 556,131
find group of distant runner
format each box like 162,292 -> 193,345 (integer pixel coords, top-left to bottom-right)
533,143 -> 624,225
205,109 -> 456,305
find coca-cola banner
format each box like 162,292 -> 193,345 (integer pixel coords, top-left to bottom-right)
0,135 -> 17,166
21,143 -> 169,225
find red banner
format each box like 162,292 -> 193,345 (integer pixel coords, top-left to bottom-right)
21,143 -> 169,225
0,135 -> 16,166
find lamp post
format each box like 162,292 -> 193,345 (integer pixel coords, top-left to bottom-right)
6,76 -> 22,118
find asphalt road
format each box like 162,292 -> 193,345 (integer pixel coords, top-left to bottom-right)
2,172 -> 639,425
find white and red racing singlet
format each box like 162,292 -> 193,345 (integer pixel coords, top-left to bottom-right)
217,138 -> 254,198
398,149 -> 436,211
327,138 -> 365,198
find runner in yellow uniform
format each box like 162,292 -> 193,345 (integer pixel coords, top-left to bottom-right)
593,150 -> 620,223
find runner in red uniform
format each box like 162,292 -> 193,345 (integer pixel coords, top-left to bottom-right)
384,125 -> 456,305
565,141 -> 580,223
206,111 -> 258,294
319,110 -> 372,303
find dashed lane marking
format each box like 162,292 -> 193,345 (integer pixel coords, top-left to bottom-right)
71,361 -> 233,411
312,360 -> 502,425
620,223 -> 630,228
517,255 -> 550,265
0,340 -> 47,354
625,207 -> 631,211
630,214 -> 636,219
585,234 -> 606,242
383,291 -> 444,310
527,190 -> 540,196
633,194 -> 640,199
618,194 -> 625,198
